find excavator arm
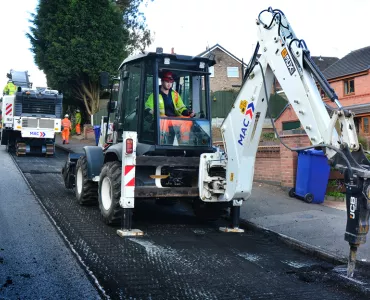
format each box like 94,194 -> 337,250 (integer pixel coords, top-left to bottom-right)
199,7 -> 370,277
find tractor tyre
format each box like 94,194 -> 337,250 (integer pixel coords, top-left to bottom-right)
62,161 -> 74,189
6,138 -> 13,153
75,156 -> 98,205
6,139 -> 10,153
98,161 -> 122,225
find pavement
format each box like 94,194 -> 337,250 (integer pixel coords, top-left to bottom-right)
55,132 -> 370,271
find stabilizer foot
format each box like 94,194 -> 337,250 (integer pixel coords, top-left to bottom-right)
219,227 -> 244,233
117,229 -> 144,237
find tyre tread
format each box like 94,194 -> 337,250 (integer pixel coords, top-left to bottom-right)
75,156 -> 98,205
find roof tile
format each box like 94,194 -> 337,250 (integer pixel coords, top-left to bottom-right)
323,46 -> 370,79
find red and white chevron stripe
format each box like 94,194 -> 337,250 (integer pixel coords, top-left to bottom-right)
5,103 -> 12,116
124,165 -> 135,187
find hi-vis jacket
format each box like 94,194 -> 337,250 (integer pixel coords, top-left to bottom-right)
145,90 -> 187,116
3,82 -> 17,95
75,112 -> 81,124
61,118 -> 71,130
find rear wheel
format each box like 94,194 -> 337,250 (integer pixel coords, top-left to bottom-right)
6,139 -> 10,153
75,156 -> 98,205
6,138 -> 14,153
304,193 -> 314,203
288,188 -> 296,198
98,161 -> 122,225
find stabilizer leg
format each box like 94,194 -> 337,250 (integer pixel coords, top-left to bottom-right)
117,208 -> 143,237
219,201 -> 244,233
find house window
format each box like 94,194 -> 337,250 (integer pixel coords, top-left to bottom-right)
363,117 -> 369,134
344,78 -> 355,95
209,66 -> 214,78
227,67 -> 239,78
282,120 -> 301,131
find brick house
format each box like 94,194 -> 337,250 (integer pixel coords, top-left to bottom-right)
274,56 -> 339,133
275,47 -> 370,140
322,46 -> 370,141
275,56 -> 339,100
254,56 -> 340,188
198,44 -> 247,92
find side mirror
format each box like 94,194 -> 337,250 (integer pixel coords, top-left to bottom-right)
100,72 -> 110,89
107,101 -> 117,113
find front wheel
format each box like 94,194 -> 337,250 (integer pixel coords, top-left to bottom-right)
75,156 -> 98,205
62,160 -> 74,189
98,161 -> 122,225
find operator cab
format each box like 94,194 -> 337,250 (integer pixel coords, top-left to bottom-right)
113,51 -> 215,156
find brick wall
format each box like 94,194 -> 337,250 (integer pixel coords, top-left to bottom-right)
210,48 -> 243,92
279,134 -> 311,187
254,134 -> 311,188
274,105 -> 299,133
254,146 -> 281,185
326,73 -> 370,104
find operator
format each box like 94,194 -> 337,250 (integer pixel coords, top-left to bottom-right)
145,71 -> 195,144
3,80 -> 17,95
75,109 -> 82,135
61,114 -> 72,144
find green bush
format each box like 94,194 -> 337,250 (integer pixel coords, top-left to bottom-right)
366,153 -> 370,161
261,132 -> 277,141
327,180 -> 337,187
326,191 -> 345,198
358,135 -> 368,150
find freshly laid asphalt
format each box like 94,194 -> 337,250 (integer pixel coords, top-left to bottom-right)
54,133 -> 370,267
0,140 -> 102,299
1,131 -> 370,299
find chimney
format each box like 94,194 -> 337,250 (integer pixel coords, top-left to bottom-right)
171,47 -> 175,54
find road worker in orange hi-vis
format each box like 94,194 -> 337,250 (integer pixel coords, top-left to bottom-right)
61,114 -> 72,144
145,71 -> 195,144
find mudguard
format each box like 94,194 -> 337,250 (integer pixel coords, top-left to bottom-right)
104,142 -> 123,162
83,146 -> 104,179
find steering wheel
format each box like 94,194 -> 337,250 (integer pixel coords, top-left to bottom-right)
192,111 -> 206,118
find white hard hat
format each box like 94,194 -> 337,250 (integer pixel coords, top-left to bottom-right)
65,114 -> 69,118
76,109 -> 80,112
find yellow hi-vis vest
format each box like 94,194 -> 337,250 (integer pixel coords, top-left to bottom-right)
145,90 -> 187,116
3,82 -> 17,95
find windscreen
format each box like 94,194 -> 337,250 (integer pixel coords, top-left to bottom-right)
142,66 -> 211,147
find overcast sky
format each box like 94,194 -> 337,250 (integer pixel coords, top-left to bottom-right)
1,0 -> 369,90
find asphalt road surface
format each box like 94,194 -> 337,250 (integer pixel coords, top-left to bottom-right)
7,148 -> 370,299
0,146 -> 101,299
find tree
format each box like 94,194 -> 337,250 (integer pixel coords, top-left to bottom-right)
27,0 -> 152,123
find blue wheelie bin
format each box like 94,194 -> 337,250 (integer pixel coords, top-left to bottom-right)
93,125 -> 101,146
289,149 -> 330,203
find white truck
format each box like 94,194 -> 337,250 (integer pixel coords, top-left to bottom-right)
1,70 -> 63,156
62,7 -> 370,277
